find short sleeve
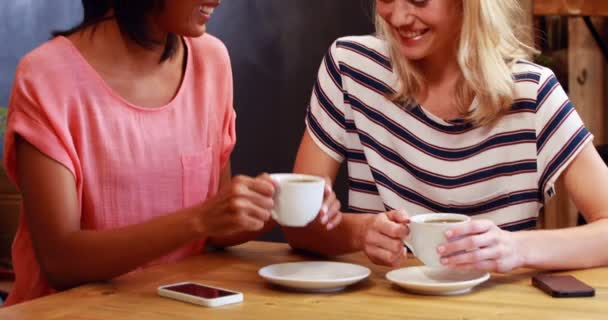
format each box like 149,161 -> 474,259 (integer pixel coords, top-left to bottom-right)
305,40 -> 347,162
219,108 -> 236,170
536,69 -> 593,201
3,59 -> 78,187
218,40 -> 236,170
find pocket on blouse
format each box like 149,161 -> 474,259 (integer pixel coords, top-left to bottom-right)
181,150 -> 213,208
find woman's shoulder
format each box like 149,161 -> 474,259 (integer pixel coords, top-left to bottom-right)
326,35 -> 393,78
15,36 -> 76,81
511,59 -> 556,82
186,33 -> 230,67
334,35 -> 387,49
330,35 -> 389,59
510,59 -> 564,106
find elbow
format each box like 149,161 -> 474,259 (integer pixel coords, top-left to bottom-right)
38,257 -> 83,291
47,277 -> 78,292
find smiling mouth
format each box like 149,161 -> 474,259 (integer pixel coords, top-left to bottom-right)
398,29 -> 429,40
199,5 -> 215,17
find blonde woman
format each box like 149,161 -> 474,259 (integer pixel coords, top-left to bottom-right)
282,0 -> 608,272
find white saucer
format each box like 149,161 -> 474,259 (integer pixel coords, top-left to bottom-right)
386,266 -> 490,295
258,261 -> 371,292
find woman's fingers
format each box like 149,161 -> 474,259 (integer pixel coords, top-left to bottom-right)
438,231 -> 498,257
229,197 -> 271,222
366,230 -> 405,256
385,210 -> 409,224
365,244 -> 406,266
441,245 -> 502,266
444,219 -> 494,240
248,174 -> 276,197
319,186 -> 337,224
377,214 -> 408,239
231,175 -> 275,210
325,198 -> 342,230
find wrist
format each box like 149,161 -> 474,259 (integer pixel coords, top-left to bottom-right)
512,231 -> 531,269
187,204 -> 207,237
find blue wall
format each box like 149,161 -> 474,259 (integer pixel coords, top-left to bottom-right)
0,0 -> 82,158
0,0 -> 82,106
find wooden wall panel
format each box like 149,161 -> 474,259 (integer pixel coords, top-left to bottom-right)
535,0 -> 608,17
568,18 -> 606,144
544,17 -> 606,229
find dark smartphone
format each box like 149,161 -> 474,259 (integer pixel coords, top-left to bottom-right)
532,274 -> 595,298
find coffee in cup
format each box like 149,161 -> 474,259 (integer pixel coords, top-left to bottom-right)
403,213 -> 470,267
269,173 -> 325,227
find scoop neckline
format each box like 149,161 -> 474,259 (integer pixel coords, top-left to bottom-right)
57,35 -> 191,112
415,96 -> 478,126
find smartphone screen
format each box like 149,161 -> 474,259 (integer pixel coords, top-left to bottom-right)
162,283 -> 238,299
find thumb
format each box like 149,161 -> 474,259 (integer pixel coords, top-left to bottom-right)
258,172 -> 279,188
386,209 -> 409,224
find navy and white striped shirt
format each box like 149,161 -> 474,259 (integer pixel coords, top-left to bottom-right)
306,35 -> 592,231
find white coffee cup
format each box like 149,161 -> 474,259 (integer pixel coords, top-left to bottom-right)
269,173 -> 325,227
403,213 -> 471,267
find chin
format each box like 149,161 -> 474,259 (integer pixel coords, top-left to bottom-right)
398,50 -> 428,62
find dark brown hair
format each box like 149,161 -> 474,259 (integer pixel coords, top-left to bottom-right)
53,0 -> 178,62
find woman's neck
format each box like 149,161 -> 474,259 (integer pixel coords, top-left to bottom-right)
75,17 -> 182,72
413,53 -> 470,120
416,52 -> 461,88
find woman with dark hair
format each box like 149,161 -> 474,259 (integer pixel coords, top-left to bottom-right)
3,0 -> 341,305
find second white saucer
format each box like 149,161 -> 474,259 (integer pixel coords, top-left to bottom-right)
386,266 -> 490,295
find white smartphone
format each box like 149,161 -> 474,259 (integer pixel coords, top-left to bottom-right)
157,282 -> 243,308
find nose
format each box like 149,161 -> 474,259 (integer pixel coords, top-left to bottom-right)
388,0 -> 416,27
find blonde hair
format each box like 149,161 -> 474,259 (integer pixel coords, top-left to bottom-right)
375,0 -> 538,125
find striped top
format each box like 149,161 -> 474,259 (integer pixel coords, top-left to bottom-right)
306,35 -> 592,231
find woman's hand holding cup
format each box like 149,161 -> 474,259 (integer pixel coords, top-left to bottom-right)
362,210 -> 410,267
437,219 -> 525,273
196,174 -> 275,237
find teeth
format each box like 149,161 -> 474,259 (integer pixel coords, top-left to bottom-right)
200,5 -> 214,15
399,30 -> 425,39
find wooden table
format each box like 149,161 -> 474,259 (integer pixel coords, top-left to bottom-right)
0,241 -> 606,319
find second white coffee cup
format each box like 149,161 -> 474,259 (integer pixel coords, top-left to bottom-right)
403,213 -> 471,268
269,173 -> 325,227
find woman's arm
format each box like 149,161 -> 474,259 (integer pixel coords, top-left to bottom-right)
440,143 -> 608,271
282,131 -> 376,256
516,143 -> 608,269
17,138 -> 273,290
